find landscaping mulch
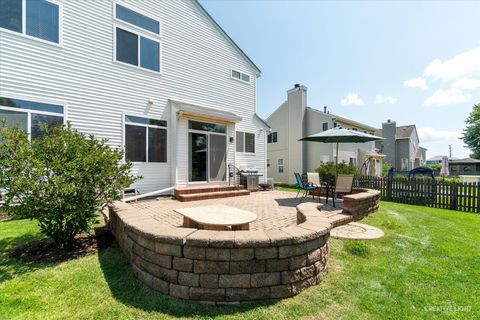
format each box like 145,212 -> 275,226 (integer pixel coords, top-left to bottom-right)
8,228 -> 115,264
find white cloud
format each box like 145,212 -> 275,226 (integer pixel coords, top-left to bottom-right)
340,93 -> 364,106
403,77 -> 428,90
424,88 -> 472,107
417,127 -> 462,142
374,95 -> 398,105
424,47 -> 480,81
451,78 -> 480,90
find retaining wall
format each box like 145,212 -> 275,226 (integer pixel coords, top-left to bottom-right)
108,188 -> 380,304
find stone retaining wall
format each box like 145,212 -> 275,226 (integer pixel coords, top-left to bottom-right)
108,188 -> 380,304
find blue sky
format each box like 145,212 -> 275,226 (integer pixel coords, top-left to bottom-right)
200,0 -> 480,159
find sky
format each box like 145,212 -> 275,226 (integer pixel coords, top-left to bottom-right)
200,0 -> 480,159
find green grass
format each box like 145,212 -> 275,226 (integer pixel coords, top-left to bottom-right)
1,203 -> 480,319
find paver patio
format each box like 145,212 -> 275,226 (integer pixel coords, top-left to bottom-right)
131,190 -> 343,231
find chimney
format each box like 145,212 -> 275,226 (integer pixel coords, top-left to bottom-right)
382,119 -> 397,169
324,106 -> 327,113
294,83 -> 300,88
286,84 -> 307,183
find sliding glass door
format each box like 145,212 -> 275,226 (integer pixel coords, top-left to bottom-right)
189,133 -> 208,182
209,134 -> 227,182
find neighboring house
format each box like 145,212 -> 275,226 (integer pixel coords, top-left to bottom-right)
0,0 -> 269,193
266,84 -> 381,185
375,120 -> 426,171
426,155 -> 445,165
449,158 -> 480,176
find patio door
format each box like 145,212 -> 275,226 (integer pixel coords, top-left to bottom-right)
188,120 -> 227,183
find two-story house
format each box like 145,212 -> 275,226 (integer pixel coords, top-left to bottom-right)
266,84 -> 382,184
0,0 -> 269,194
375,120 -> 426,171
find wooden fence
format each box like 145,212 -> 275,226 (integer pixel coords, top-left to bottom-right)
354,176 -> 480,213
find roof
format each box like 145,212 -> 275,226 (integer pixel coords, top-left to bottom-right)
306,107 -> 378,132
170,98 -> 242,123
193,0 -> 261,76
396,125 -> 415,139
428,155 -> 446,161
449,158 -> 480,164
254,113 -> 271,129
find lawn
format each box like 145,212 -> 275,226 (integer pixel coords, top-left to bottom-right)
1,202 -> 479,320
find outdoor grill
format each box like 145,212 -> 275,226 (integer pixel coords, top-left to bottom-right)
240,168 -> 262,191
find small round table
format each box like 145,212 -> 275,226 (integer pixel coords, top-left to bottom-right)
174,205 -> 257,231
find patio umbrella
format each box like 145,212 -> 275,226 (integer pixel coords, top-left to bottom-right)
299,127 -> 385,169
440,156 -> 449,177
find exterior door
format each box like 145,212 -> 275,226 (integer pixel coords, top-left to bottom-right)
209,134 -> 226,182
189,133 -> 208,182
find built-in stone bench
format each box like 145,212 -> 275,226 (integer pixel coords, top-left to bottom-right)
108,188 -> 380,304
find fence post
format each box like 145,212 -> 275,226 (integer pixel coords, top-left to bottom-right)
450,183 -> 458,211
386,177 -> 392,201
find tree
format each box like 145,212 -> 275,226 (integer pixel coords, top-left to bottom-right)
462,103 -> 480,159
0,123 -> 139,247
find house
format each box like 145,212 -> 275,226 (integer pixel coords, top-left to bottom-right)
0,0 -> 269,194
266,84 -> 382,185
449,158 -> 480,176
426,155 -> 446,165
375,120 -> 426,171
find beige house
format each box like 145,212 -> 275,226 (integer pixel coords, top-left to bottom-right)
266,84 -> 383,184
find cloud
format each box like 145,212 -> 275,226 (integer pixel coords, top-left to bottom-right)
424,88 -> 472,107
417,127 -> 462,143
374,95 -> 398,105
340,93 -> 364,106
451,78 -> 480,90
424,47 -> 480,81
403,77 -> 428,90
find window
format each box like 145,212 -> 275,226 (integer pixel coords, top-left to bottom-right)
125,115 -> 167,163
333,122 -> 338,128
278,159 -> 284,173
267,159 -> 270,167
349,157 -> 357,166
0,97 -> 64,139
0,0 -> 60,44
401,158 -> 409,171
236,131 -> 255,153
189,120 -> 226,133
231,69 -> 250,84
116,4 -> 160,34
114,4 -> 161,72
267,132 -> 277,143
322,122 -> 329,131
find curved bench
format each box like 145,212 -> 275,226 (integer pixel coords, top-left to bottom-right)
108,188 -> 380,304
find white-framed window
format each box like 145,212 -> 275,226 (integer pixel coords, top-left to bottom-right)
267,131 -> 277,143
401,158 -> 409,171
0,0 -> 62,45
231,69 -> 250,84
278,159 -> 284,173
322,122 -> 329,131
0,96 -> 65,140
114,3 -> 161,72
124,115 -> 167,163
236,131 -> 255,153
349,157 -> 357,166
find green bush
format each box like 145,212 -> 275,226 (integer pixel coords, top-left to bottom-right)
382,162 -> 392,177
344,241 -> 370,257
316,161 -> 358,186
0,123 -> 139,247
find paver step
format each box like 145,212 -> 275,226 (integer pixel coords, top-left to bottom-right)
175,189 -> 250,202
174,185 -> 245,196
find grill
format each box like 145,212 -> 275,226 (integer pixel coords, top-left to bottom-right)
240,168 -> 262,192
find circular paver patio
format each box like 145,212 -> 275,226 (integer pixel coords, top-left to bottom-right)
330,222 -> 384,240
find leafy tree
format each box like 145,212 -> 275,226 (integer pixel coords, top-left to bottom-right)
382,162 -> 392,177
0,124 -> 139,247
462,103 -> 480,159
316,161 -> 358,186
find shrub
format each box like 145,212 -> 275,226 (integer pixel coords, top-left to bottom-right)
316,161 -> 358,186
0,124 -> 139,247
344,241 -> 370,257
382,162 -> 392,177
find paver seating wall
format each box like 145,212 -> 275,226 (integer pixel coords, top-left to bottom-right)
108,188 -> 380,304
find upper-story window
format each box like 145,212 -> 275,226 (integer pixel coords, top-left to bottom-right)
267,132 -> 277,143
231,70 -> 250,84
322,122 -> 329,131
0,97 -> 64,140
0,0 -> 60,44
114,4 -> 161,72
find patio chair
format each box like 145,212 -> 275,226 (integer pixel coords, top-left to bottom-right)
294,173 -> 317,202
331,174 -> 354,207
307,172 -> 322,199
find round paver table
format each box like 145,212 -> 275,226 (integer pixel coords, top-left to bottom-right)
174,204 -> 257,231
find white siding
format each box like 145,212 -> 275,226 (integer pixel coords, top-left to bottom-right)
0,0 -> 266,193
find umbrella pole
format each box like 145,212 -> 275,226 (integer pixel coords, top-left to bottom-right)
333,141 -> 339,207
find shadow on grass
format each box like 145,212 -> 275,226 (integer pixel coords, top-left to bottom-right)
0,233 -> 51,283
97,242 -> 276,317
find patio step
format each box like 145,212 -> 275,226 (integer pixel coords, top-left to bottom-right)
175,189 -> 250,202
174,185 -> 245,196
